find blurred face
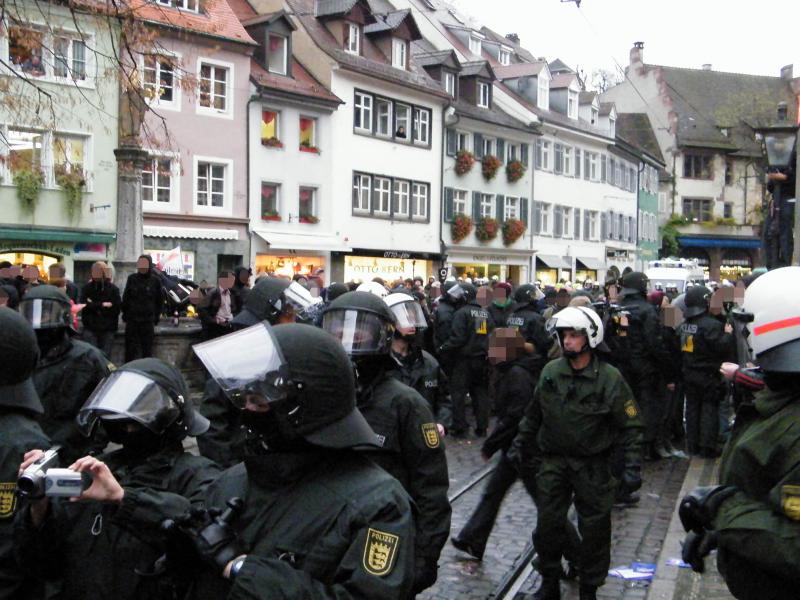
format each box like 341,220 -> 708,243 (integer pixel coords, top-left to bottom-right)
244,393 -> 271,412
0,291 -> 7,308
488,328 -> 525,365
477,287 -> 491,307
562,329 -> 588,354
137,257 -> 149,274
189,288 -> 204,305
218,274 -> 235,290
48,265 -> 65,280
239,270 -> 250,285
23,266 -> 39,282
91,264 -> 105,281
493,287 -> 508,303
555,292 -> 570,308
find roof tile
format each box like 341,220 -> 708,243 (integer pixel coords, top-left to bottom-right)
130,0 -> 256,45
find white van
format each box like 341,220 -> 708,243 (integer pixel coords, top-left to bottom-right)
646,258 -> 706,294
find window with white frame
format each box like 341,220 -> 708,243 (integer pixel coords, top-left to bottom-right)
299,186 -> 317,220
53,36 -> 87,81
413,108 -> 430,145
457,131 -> 470,152
5,128 -> 44,177
453,189 -> 468,214
478,82 -> 490,108
395,104 -> 411,140
504,196 -> 519,220
537,76 -> 549,110
590,107 -> 598,125
469,36 -> 482,56
52,134 -> 86,180
267,33 -> 288,75
412,182 -> 428,219
143,54 -> 177,108
507,144 -> 517,163
392,179 -> 410,216
195,160 -> 229,211
260,182 -> 280,219
622,215 -> 630,240
141,156 -> 177,208
535,139 -> 551,170
156,0 -> 199,12
375,98 -> 392,137
353,173 -> 371,212
563,146 -> 573,176
562,206 -> 571,237
7,26 -> 92,83
567,90 -> 578,119
499,48 -> 511,66
373,177 -> 391,215
345,23 -> 360,55
391,38 -> 407,69
482,137 -> 495,157
541,202 -> 551,233
589,211 -> 598,239
354,92 -> 373,131
444,72 -> 456,97
588,152 -> 598,180
2,128 -> 93,189
480,194 -> 493,218
198,61 -> 231,115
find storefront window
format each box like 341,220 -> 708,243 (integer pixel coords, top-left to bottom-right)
256,254 -> 323,282
0,252 -> 58,280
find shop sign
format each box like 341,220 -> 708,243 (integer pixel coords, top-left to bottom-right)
472,255 -> 508,263
345,256 -> 426,281
383,251 -> 411,260
0,241 -> 72,256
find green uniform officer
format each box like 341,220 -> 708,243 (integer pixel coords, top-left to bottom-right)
512,306 -> 643,600
679,267 -> 800,599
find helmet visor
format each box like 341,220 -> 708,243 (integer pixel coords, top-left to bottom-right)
447,285 -> 465,301
19,298 -> 68,329
322,309 -> 392,355
284,281 -> 322,312
193,323 -> 288,408
389,300 -> 427,332
77,371 -> 180,436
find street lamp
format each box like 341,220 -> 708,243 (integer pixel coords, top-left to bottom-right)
754,102 -> 799,268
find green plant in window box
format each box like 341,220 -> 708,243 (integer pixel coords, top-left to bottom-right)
262,137 -> 284,149
506,160 -> 526,183
475,216 -> 499,242
56,168 -> 87,221
502,218 -> 526,245
262,210 -> 281,221
299,140 -> 321,154
451,213 -> 473,243
299,213 -> 319,224
13,169 -> 44,215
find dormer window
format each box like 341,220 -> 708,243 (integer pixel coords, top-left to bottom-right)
568,90 -> 578,119
478,81 -> 490,108
156,0 -> 199,12
537,77 -> 549,110
444,72 -> 455,97
469,36 -> 482,56
345,23 -> 360,55
609,117 -> 616,136
499,49 -> 511,66
267,33 -> 288,75
591,107 -> 598,125
391,38 -> 407,70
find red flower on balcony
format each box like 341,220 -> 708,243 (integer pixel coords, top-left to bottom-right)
502,218 -> 526,246
455,150 -> 476,176
262,136 -> 283,149
476,216 -> 499,242
506,160 -> 526,183
451,213 -> 473,243
481,155 -> 502,181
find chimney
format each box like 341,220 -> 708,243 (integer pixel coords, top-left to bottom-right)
780,64 -> 793,80
630,41 -> 644,67
505,33 -> 520,45
702,63 -> 712,71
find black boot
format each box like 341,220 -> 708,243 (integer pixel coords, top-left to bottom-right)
579,585 -> 597,600
533,577 -> 561,600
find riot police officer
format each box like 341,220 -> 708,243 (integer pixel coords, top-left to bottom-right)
385,292 -> 453,431
433,279 -> 459,375
679,286 -> 734,457
90,323 -> 417,598
0,308 -> 50,599
512,307 -> 643,600
15,358 -> 220,600
437,282 -> 495,437
197,276 -> 320,466
19,285 -> 111,463
506,283 -> 555,366
679,267 -> 800,599
323,291 -> 451,594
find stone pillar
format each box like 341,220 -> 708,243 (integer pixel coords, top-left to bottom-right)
707,247 -> 723,282
112,145 -> 149,288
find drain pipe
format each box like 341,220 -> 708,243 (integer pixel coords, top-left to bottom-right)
440,104 -> 457,276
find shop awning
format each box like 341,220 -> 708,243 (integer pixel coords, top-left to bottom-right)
254,230 -> 352,253
536,254 -> 571,269
0,227 -> 115,244
143,225 -> 239,241
576,256 -> 605,270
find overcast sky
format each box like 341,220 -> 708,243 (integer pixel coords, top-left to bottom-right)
451,0 -> 799,85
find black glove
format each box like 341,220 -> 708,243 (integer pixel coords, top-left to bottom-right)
679,486 -> 737,533
412,556 -> 438,595
621,465 -> 642,493
681,529 -> 719,573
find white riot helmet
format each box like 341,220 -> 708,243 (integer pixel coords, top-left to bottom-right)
546,306 -> 604,350
733,266 -> 800,372
356,281 -> 389,298
384,293 -> 427,334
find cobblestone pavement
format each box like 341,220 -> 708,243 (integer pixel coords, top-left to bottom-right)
423,429 -> 693,600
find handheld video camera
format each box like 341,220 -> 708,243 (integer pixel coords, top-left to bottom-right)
17,447 -> 93,499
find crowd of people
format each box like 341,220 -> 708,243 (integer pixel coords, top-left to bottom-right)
0,255 -> 798,600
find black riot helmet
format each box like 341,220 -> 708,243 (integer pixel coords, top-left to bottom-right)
232,276 -> 321,327
19,284 -> 73,331
514,283 -> 540,305
683,285 -> 712,318
619,271 -> 649,298
448,282 -> 477,304
322,291 -> 396,356
0,307 -> 43,414
193,323 -> 379,449
77,358 -> 209,442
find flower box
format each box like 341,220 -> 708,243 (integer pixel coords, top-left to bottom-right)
481,155 -> 502,181
262,137 -> 284,149
502,218 -> 526,246
476,216 -> 499,242
262,212 -> 281,221
299,144 -> 320,154
299,215 -> 319,224
506,160 -> 526,183
455,150 -> 476,176
451,213 -> 473,243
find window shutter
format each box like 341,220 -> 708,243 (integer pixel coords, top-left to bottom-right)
352,175 -> 359,210
600,212 -> 607,240
473,191 -> 482,221
496,138 -> 505,162
574,208 -> 581,240
496,194 -> 505,222
554,144 -> 563,174
629,216 -> 635,242
444,188 -> 454,222
575,148 -> 581,178
474,133 -> 484,159
521,144 -> 529,167
609,158 -> 616,187
601,154 -> 607,182
521,197 -> 529,226
533,201 -> 541,233
584,152 -> 590,180
446,129 -> 457,157
583,210 -> 590,240
554,205 -> 563,237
